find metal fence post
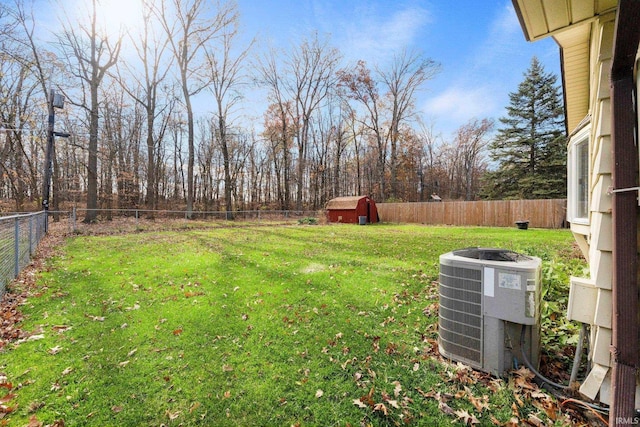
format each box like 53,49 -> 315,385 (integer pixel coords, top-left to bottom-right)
29,215 -> 34,256
14,217 -> 19,278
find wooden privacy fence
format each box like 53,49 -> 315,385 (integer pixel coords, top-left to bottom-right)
377,199 -> 567,229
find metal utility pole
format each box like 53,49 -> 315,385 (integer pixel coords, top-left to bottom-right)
41,89 -> 69,231
42,89 -> 56,213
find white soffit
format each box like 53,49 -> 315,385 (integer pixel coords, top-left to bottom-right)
513,0 -> 617,42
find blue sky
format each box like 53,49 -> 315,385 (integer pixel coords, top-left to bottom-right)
33,0 -> 561,140
236,0 -> 561,139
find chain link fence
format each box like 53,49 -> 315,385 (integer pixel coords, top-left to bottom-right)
0,211 -> 47,296
60,208 -> 321,232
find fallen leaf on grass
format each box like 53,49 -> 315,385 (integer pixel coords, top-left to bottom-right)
111,405 -> 123,413
371,336 -> 381,352
438,400 -> 455,416
27,415 -> 42,427
172,328 -> 183,336
189,402 -> 201,413
0,393 -> 16,404
118,360 -> 130,368
511,402 -> 520,418
386,399 -> 400,409
48,346 -> 63,355
465,386 -> 490,412
61,367 -> 73,376
454,409 -> 480,425
512,366 -> 536,390
166,410 -> 181,420
487,378 -> 503,393
373,402 -> 388,416
222,364 -> 233,372
532,396 -> 559,421
353,398 -> 368,408
1,404 -> 15,414
28,401 -> 45,412
85,315 -> 105,322
315,389 -> 323,398
490,415 -> 520,426
184,292 -> 204,298
527,414 -> 545,427
393,381 -> 402,397
127,348 -> 137,357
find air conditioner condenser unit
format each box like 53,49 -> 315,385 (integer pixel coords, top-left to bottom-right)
438,248 -> 542,376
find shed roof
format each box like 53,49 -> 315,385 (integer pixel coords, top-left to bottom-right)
326,196 -> 369,210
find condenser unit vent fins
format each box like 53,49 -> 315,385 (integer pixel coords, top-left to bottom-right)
439,263 -> 482,367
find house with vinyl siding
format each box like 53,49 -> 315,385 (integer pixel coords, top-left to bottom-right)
512,0 -> 639,414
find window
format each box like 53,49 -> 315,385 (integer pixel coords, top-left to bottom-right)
568,126 -> 590,224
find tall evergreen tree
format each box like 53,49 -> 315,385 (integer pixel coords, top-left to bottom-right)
482,57 -> 566,199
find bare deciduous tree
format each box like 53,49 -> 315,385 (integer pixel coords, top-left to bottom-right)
453,118 -> 494,200
337,60 -> 385,199
157,0 -> 236,218
378,50 -> 440,199
288,34 -> 341,209
204,4 -> 250,218
58,0 -> 122,222
256,51 -> 294,210
118,0 -> 173,214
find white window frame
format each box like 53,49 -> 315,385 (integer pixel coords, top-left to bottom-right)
567,125 -> 590,225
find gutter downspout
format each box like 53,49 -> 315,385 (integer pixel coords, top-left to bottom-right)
609,1 -> 640,425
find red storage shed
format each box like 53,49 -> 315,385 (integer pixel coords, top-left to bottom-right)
326,196 -> 379,224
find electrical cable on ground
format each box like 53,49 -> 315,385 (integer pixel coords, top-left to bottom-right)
561,398 -> 609,426
519,324 -> 567,389
518,324 -> 612,419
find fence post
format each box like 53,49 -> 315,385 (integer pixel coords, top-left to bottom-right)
29,215 -> 34,256
14,217 -> 20,278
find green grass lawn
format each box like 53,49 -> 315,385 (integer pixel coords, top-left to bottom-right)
1,223 -> 586,426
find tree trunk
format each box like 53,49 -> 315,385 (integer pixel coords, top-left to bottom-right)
84,79 -> 99,223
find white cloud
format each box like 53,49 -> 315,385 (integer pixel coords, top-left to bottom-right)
422,85 -> 500,136
420,1 -> 543,136
334,3 -> 432,64
470,2 -> 526,72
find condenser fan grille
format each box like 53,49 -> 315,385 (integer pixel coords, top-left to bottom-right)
438,263 -> 482,367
